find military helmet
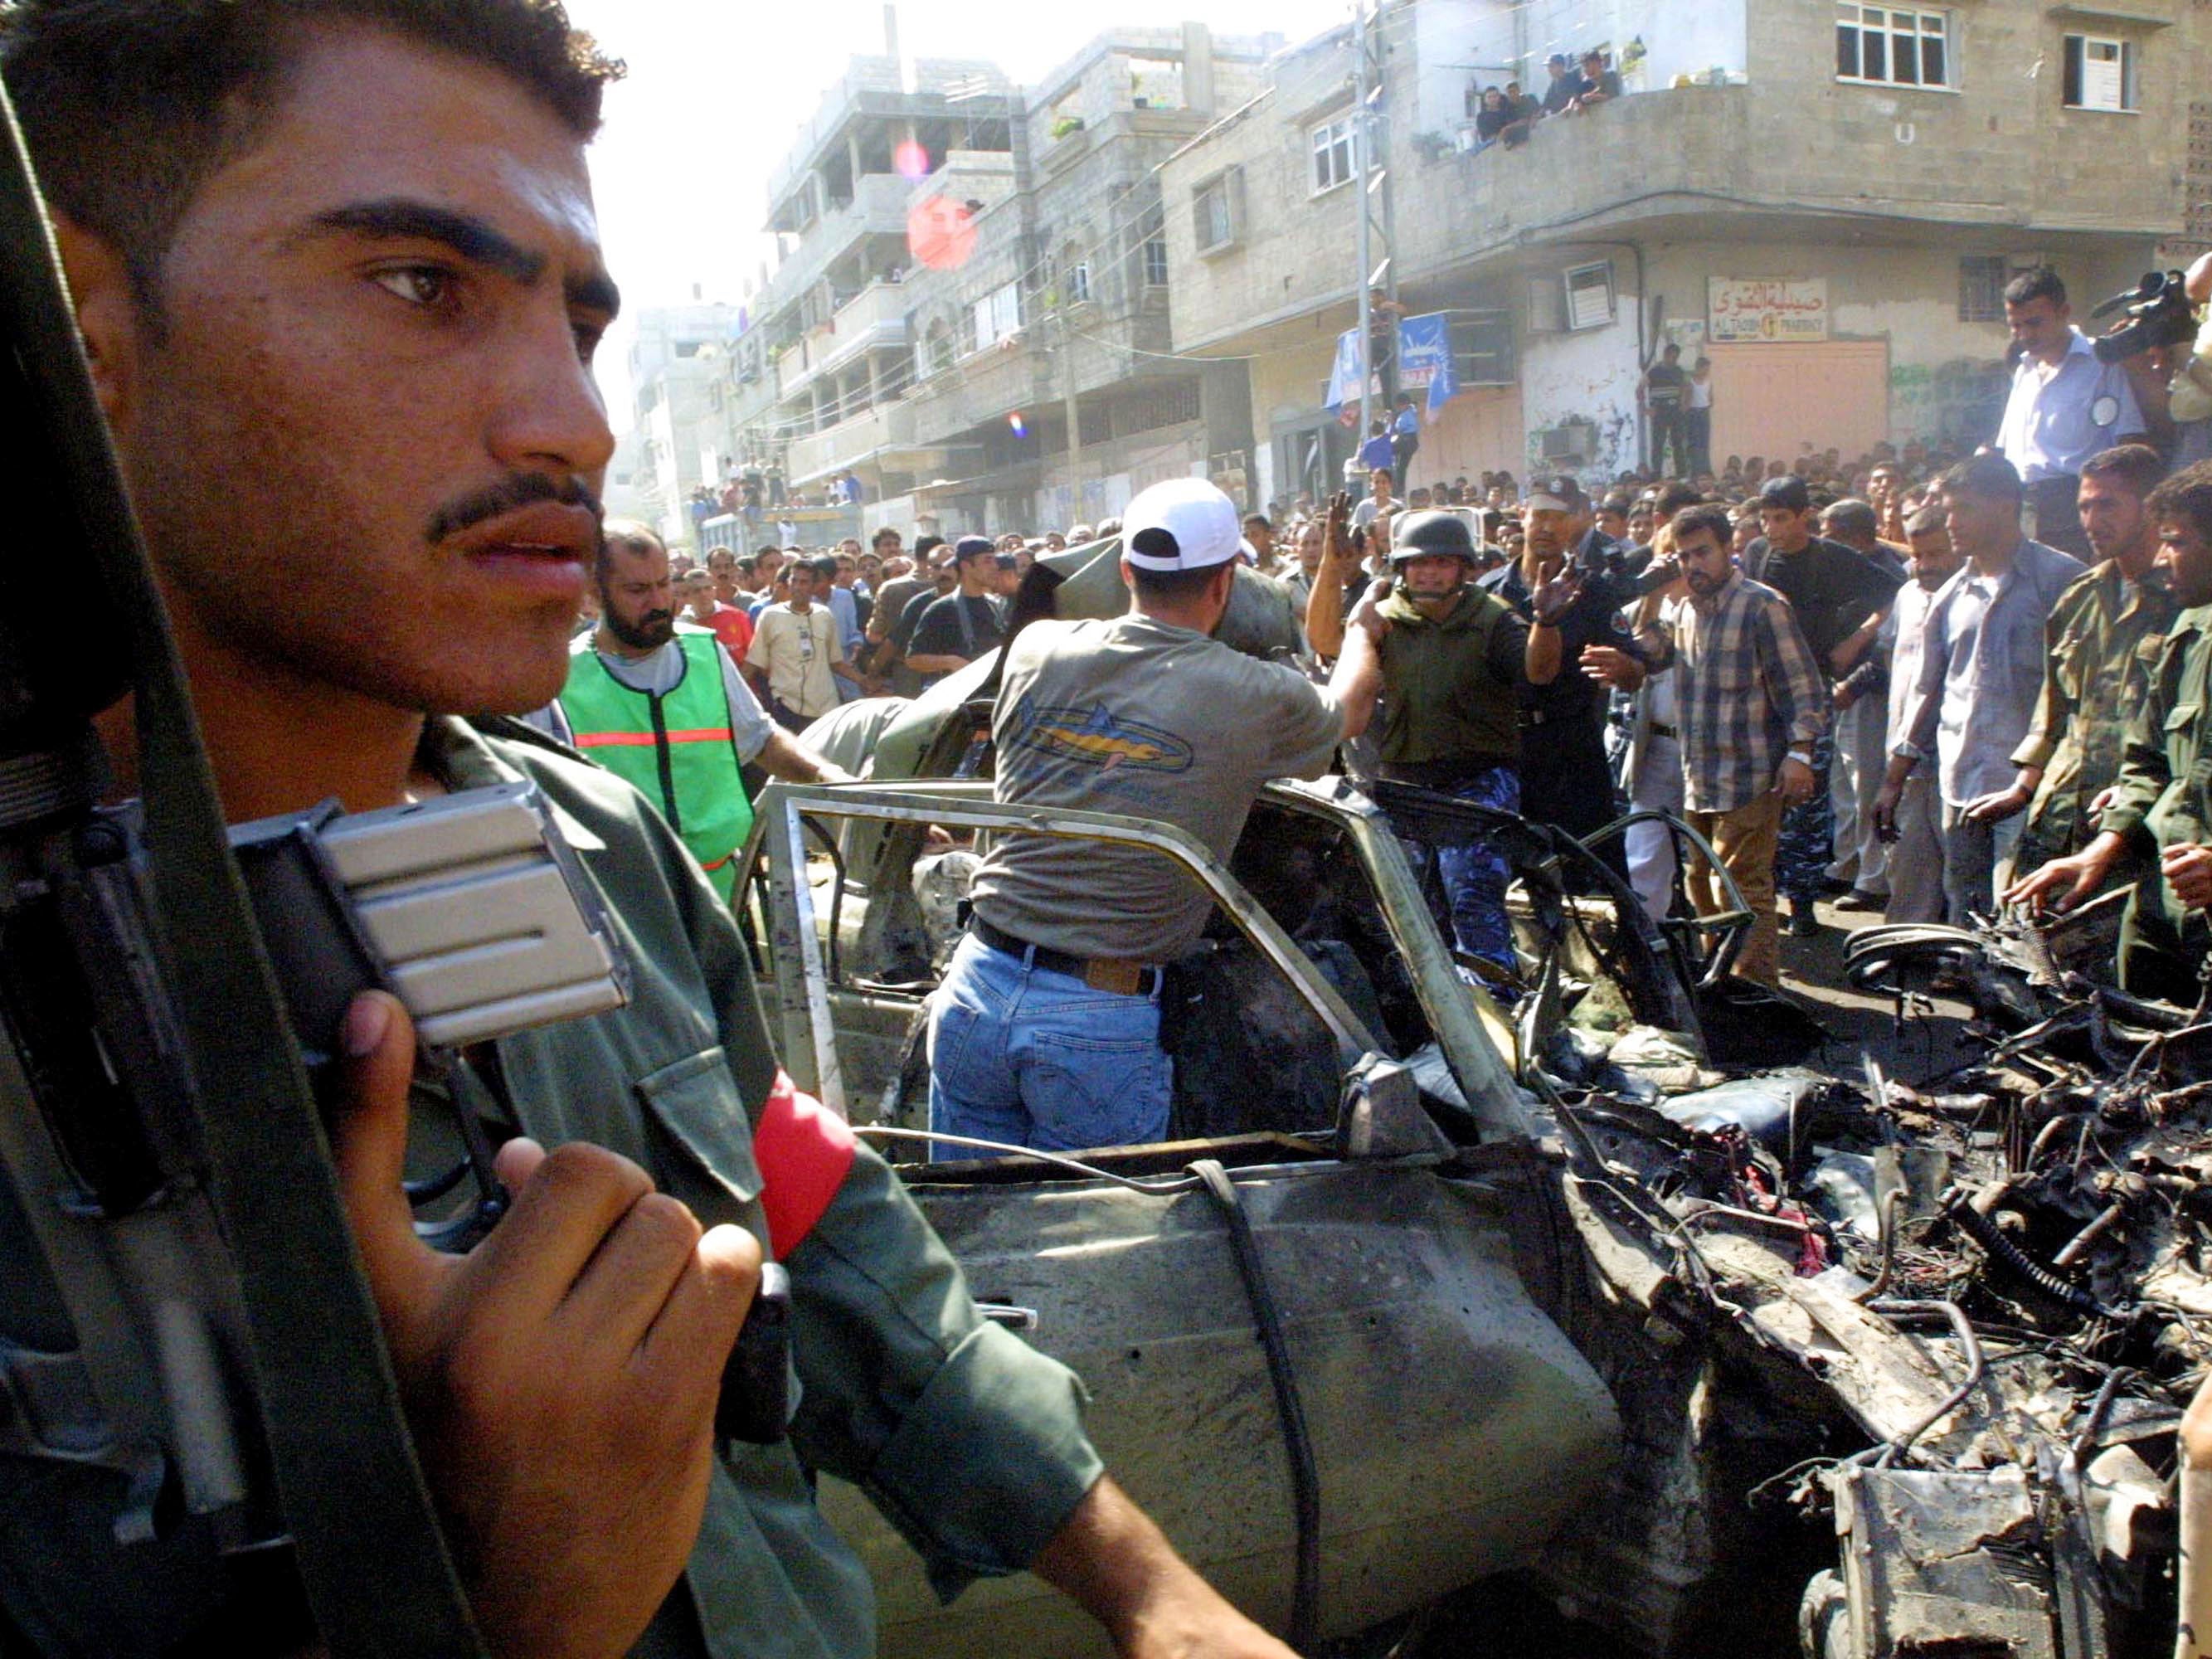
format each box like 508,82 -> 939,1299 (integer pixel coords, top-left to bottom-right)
1387,509 -> 1480,566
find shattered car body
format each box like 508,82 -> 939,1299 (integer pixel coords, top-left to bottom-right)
741,722 -> 2210,1656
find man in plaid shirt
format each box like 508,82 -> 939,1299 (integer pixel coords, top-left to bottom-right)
1588,504 -> 1827,985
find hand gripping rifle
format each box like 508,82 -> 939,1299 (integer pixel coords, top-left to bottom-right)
0,86 -> 565,1656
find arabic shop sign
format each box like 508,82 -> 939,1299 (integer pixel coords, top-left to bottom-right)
1709,278 -> 1829,343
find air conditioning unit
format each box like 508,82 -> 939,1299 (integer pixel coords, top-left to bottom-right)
1562,261 -> 1616,332
1537,416 -> 1596,465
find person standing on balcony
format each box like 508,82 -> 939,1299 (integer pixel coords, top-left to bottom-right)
1539,52 -> 1585,116
1570,48 -> 1621,110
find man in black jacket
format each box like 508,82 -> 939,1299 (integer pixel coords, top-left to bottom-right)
1483,474 -> 1641,868
1742,474 -> 1902,934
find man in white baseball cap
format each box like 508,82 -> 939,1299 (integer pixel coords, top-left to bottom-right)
928,479 -> 1379,1153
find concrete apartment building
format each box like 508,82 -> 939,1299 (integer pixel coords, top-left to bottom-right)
1163,0 -> 2210,506
624,300 -> 743,533
712,27 -> 1279,540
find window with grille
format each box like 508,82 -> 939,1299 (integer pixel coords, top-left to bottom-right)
2062,35 -> 2137,111
1958,255 -> 2006,322
1069,260 -> 1091,304
1310,116 -> 1355,193
1835,6 -> 1953,90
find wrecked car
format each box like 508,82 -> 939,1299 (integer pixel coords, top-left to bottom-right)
748,547 -> 2210,1658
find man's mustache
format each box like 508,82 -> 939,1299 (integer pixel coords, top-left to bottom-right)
428,473 -> 603,543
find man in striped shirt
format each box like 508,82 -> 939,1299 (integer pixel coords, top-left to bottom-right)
1588,504 -> 1827,985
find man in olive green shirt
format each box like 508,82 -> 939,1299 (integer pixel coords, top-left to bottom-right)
2010,462 -> 2212,1001
3,5 -> 1299,1654
1963,445 -> 2177,876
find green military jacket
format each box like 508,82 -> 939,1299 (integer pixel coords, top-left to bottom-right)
1372,584 -> 1526,770
2012,562 -> 2177,870
0,717 -> 1101,1659
2098,604 -> 2212,999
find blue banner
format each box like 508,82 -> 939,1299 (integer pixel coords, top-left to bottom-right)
1398,312 -> 1458,412
1325,327 -> 1364,411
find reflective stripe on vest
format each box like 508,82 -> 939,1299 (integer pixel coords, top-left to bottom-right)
559,633 -> 755,898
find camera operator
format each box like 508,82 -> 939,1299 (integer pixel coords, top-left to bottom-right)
1993,265 -> 2147,560
2093,255 -> 2212,472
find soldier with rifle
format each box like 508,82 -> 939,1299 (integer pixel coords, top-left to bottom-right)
0,2 -> 1297,1656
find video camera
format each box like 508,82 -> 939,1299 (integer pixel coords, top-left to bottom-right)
2091,270 -> 2198,363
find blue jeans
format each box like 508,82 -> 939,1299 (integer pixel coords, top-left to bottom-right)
927,932 -> 1173,1155
1388,764 -> 1520,978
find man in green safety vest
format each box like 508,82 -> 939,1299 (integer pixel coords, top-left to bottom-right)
545,520 -> 848,896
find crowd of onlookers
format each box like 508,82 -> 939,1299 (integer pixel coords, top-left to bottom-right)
658,405 -> 2205,1010
641,523 -> 1111,730
1257,413 -> 2206,1006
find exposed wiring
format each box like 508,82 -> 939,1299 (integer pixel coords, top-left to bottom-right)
1866,1298 -> 1986,1469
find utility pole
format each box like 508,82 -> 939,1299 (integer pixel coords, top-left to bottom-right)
1352,0 -> 1373,447
1057,284 -> 1082,519
1351,0 -> 1398,455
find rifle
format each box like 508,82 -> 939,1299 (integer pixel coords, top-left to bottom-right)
0,85 -> 624,1657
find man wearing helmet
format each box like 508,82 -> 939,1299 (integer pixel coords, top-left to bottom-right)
1311,506 -> 1558,980
926,479 -> 1380,1155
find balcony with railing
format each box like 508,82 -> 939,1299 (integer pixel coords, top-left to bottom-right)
814,281 -> 912,377
1399,84 -> 1756,279
761,173 -> 915,317
766,56 -> 1016,212
786,398 -> 919,484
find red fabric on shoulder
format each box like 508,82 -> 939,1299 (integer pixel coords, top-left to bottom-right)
753,1068 -> 858,1256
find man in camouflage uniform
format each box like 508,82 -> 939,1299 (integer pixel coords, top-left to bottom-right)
1965,447 -> 2176,877
2010,460 -> 2212,1002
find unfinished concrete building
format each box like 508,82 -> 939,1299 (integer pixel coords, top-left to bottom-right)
732,26 -> 1279,539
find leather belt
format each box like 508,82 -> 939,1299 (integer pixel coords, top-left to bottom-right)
1517,706 -> 1595,729
971,917 -> 1163,996
1648,722 -> 1679,739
